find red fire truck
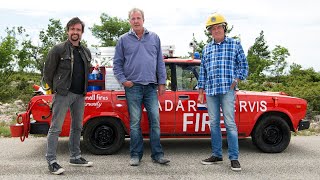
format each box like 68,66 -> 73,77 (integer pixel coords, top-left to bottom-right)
11,58 -> 310,154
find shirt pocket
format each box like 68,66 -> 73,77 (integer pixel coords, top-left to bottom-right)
59,56 -> 71,70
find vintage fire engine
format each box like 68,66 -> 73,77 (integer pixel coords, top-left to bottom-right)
11,58 -> 310,154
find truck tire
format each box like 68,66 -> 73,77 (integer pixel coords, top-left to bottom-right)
252,115 -> 291,153
83,117 -> 125,155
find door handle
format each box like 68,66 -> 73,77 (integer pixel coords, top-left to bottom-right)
178,95 -> 189,100
117,95 -> 126,100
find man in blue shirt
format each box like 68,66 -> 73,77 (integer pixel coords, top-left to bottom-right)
197,13 -> 248,171
113,8 -> 170,166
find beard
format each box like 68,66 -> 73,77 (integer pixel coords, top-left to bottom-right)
70,34 -> 80,41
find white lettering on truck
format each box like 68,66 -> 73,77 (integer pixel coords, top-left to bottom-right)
161,100 -> 267,113
239,101 -> 267,112
176,100 -> 185,111
165,100 -> 173,111
85,94 -> 109,109
183,112 -> 211,132
179,100 -> 268,132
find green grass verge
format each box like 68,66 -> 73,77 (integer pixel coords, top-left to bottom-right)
0,126 -> 11,137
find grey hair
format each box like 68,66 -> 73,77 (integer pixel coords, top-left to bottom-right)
128,8 -> 144,21
207,23 -> 227,33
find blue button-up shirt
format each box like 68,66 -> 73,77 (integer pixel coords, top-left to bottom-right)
197,37 -> 248,96
113,28 -> 166,85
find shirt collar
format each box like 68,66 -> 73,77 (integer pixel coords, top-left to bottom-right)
213,36 -> 228,45
129,28 -> 149,36
67,39 -> 82,48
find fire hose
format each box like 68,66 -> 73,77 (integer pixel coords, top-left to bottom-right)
16,99 -> 50,142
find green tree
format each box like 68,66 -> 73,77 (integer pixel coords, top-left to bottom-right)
13,26 -> 41,72
0,28 -> 17,97
1,21 -> 66,73
36,19 -> 67,74
0,27 -> 19,71
269,45 -> 289,82
17,38 -> 34,71
90,13 -> 130,46
285,66 -> 320,114
289,63 -> 302,75
247,31 -> 271,83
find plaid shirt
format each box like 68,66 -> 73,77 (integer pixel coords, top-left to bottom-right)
197,37 -> 248,96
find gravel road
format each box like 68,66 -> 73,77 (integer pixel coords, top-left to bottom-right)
0,136 -> 319,179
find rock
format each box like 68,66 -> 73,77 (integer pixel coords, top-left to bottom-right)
0,100 -> 27,124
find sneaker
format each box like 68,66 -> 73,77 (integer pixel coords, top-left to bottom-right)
201,156 -> 223,165
231,160 -> 241,171
152,157 -> 170,165
130,158 -> 140,166
48,162 -> 65,175
69,157 -> 93,167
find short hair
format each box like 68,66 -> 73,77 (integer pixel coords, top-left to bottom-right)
128,8 -> 144,21
66,17 -> 85,33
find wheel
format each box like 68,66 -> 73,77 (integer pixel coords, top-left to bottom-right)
252,115 -> 291,153
83,117 -> 125,155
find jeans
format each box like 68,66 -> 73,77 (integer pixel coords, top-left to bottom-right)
206,89 -> 239,160
125,83 -> 164,160
45,92 -> 85,165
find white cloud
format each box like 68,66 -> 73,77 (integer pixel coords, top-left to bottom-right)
1,0 -> 320,71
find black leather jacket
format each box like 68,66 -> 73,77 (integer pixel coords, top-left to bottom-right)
44,40 -> 91,96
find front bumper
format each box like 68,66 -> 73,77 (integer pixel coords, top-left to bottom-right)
298,119 -> 310,131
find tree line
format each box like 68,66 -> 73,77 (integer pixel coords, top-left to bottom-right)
0,13 -> 319,119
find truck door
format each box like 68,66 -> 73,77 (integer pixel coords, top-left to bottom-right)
157,91 -> 176,134
111,88 -> 175,135
174,64 -> 211,135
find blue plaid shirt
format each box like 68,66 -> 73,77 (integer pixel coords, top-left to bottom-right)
197,37 -> 248,96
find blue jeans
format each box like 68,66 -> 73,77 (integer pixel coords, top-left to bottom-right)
45,92 -> 85,165
125,83 -> 164,160
206,90 -> 239,160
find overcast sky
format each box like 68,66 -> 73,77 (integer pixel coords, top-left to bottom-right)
1,0 -> 320,72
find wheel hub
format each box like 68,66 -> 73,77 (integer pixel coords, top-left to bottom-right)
263,125 -> 282,145
93,125 -> 115,148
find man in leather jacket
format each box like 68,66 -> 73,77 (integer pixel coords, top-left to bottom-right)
44,17 -> 93,175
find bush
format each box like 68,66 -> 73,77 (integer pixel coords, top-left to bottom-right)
0,71 -> 41,104
240,79 -> 320,120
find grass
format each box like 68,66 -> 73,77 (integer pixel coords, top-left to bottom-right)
0,125 -> 11,137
